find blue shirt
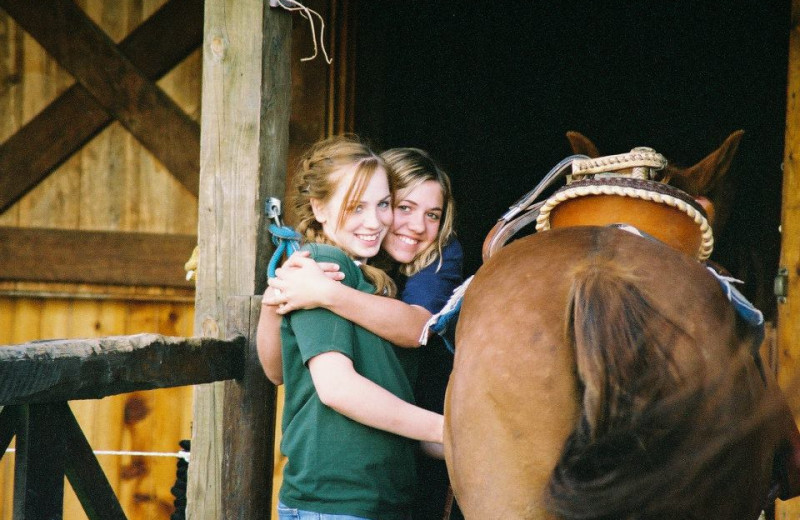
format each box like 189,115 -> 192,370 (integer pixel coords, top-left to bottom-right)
399,240 -> 464,314
395,239 -> 463,411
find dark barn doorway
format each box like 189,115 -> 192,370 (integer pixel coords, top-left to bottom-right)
353,1 -> 791,319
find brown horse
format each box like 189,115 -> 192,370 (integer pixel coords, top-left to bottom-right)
444,133 -> 797,519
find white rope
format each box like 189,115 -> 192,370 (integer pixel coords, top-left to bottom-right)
4,448 -> 190,462
571,148 -> 667,178
270,0 -> 332,64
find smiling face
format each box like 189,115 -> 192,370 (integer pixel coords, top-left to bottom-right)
383,180 -> 444,264
311,163 -> 393,260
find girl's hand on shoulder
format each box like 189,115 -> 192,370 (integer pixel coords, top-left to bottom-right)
268,251 -> 345,314
282,251 -> 345,281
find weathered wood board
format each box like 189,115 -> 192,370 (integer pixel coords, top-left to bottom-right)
0,298 -> 196,520
775,0 -> 800,516
0,0 -> 348,517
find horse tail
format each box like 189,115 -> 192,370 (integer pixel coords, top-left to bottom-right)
545,259 -> 780,519
564,261 -> 684,440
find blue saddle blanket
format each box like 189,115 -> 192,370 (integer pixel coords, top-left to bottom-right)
423,263 -> 764,354
420,275 -> 473,353
706,266 -> 765,350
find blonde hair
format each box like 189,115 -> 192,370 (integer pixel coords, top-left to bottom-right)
381,147 -> 456,276
291,135 -> 396,297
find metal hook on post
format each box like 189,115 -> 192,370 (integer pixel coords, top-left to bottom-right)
265,197 -> 283,227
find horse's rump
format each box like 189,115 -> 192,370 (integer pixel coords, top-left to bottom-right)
446,226 -> 784,520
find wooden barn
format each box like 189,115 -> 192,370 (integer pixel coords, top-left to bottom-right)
0,0 -> 798,519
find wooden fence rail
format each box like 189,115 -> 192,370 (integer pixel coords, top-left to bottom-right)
0,333 -> 244,406
0,331 -> 248,519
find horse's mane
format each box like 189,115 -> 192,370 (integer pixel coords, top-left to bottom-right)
545,257 -> 783,519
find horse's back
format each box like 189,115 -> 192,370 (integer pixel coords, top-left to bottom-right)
445,226 -> 768,519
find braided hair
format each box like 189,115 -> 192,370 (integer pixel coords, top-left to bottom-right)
290,135 -> 397,297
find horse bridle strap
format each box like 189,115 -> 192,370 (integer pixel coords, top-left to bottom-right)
482,155 -> 588,262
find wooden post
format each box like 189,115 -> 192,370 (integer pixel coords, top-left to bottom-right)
60,402 -> 127,520
187,1 -> 291,519
13,404 -> 66,519
776,0 -> 800,516
222,296 -> 277,518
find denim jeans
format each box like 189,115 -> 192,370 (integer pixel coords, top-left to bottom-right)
277,502 -> 372,520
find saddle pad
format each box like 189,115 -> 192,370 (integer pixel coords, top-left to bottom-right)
707,266 -> 765,350
425,226 -> 765,355
420,275 -> 474,353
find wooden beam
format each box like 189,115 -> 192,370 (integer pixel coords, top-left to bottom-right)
0,282 -> 195,303
222,297 -> 277,517
327,0 -> 357,135
187,1 -> 291,517
0,0 -> 204,214
0,0 -> 201,195
0,227 -> 196,288
60,402 -> 127,520
778,0 -> 800,400
0,333 -> 244,405
775,1 -> 800,516
13,404 -> 66,519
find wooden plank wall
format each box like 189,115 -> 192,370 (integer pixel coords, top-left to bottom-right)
0,300 -> 196,519
0,1 -> 199,236
776,0 -> 800,516
0,1 -> 199,518
0,1 -> 346,518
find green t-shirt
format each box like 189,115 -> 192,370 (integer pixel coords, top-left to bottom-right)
279,243 -> 417,520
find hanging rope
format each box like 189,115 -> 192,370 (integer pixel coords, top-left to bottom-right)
268,223 -> 301,278
269,0 -> 332,64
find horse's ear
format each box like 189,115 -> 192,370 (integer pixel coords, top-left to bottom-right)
668,130 -> 744,196
566,131 -> 600,158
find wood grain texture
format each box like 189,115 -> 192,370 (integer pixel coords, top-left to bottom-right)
0,0 -> 201,195
0,0 -> 203,213
0,1 -> 200,238
12,404 -> 67,518
0,227 -> 197,288
61,297 -> 125,520
60,402 -> 128,520
0,20 -> 201,494
0,293 -> 197,520
776,1 -> 800,517
222,297 -> 277,518
778,0 -> 800,393
187,1 -> 290,518
0,333 -> 243,405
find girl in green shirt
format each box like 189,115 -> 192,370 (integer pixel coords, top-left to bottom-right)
260,136 -> 443,520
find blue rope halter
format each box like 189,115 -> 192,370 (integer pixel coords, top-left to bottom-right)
267,223 -> 301,278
